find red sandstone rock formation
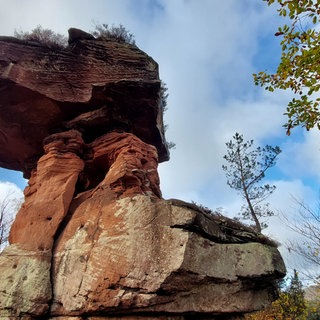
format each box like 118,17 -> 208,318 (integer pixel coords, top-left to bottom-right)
0,32 -> 168,177
0,29 -> 286,320
9,130 -> 85,251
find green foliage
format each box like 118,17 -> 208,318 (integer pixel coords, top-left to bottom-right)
159,81 -> 175,150
254,0 -> 320,134
91,23 -> 136,45
160,81 -> 169,112
306,298 -> 320,320
274,270 -> 307,319
222,133 -> 281,232
14,25 -> 67,49
246,270 -> 310,319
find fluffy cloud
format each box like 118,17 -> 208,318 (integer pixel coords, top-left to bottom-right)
278,129 -> 320,183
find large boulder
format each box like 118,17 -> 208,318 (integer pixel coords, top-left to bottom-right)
50,194 -> 285,316
1,184 -> 286,318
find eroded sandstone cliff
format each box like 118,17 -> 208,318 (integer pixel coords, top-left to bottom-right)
0,29 -> 285,320
0,31 -> 168,177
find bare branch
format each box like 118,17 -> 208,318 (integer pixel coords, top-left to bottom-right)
281,195 -> 320,282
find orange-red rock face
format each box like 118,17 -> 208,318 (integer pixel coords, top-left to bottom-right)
9,130 -> 161,252
9,130 -> 85,251
89,132 -> 161,198
0,129 -> 164,318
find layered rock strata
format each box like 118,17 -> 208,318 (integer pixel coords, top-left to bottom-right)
50,194 -> 285,317
0,32 -> 168,177
0,29 -> 286,319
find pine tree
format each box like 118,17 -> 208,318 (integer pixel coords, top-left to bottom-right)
222,133 -> 281,232
277,270 -> 307,319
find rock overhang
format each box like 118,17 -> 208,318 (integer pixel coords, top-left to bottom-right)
0,34 -> 169,177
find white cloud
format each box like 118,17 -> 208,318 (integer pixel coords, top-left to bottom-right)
278,129 -> 320,183
0,181 -> 23,196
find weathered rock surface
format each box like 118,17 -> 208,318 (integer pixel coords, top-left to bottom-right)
0,29 -> 286,320
9,130 -> 85,251
0,34 -> 168,177
50,194 -> 285,317
0,245 -> 51,317
0,191 -> 286,319
0,197 -> 287,320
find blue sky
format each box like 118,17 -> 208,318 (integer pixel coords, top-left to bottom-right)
0,169 -> 26,190
0,0 -> 319,281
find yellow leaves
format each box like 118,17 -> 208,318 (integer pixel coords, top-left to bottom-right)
246,270 -> 318,320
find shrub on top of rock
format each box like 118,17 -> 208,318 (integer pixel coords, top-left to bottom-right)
14,24 -> 136,48
92,23 -> 136,45
14,25 -> 68,49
